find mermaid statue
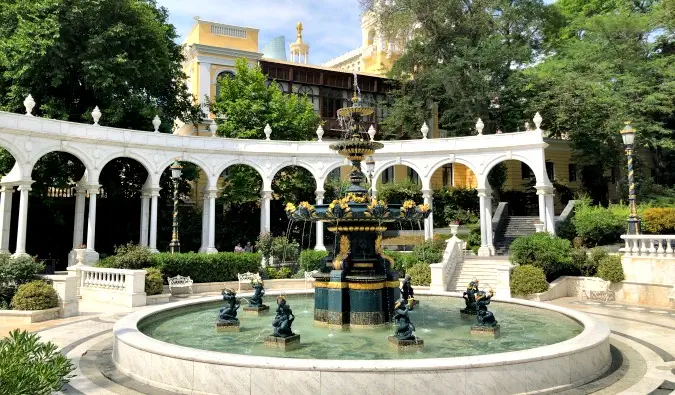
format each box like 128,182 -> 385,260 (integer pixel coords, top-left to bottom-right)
248,279 -> 266,307
393,298 -> 416,341
475,289 -> 498,327
218,288 -> 240,324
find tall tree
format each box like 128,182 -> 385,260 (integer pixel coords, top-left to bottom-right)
361,0 -> 552,138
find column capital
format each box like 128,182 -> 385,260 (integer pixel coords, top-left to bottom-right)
0,185 -> 13,193
17,184 -> 32,192
206,189 -> 219,199
476,188 -> 488,198
421,189 -> 433,198
535,184 -> 554,195
261,190 -> 273,199
315,189 -> 325,199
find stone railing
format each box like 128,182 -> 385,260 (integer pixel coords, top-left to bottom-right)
69,266 -> 146,308
491,202 -> 508,240
430,237 -> 464,292
620,234 -> 675,256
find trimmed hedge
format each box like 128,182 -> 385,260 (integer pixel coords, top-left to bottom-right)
10,281 -> 58,311
642,208 -> 675,234
299,250 -> 328,272
412,239 -> 445,264
406,263 -> 431,286
144,267 -> 164,296
0,254 -> 45,309
509,233 -> 572,279
510,265 -> 548,296
597,255 -> 625,283
573,204 -> 624,246
153,252 -> 261,283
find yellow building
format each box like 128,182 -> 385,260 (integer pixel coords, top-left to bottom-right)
321,11 -> 403,76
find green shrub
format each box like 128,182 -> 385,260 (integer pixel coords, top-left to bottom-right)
0,329 -> 74,394
405,263 -> 431,286
510,265 -> 549,296
299,250 -> 328,272
0,254 -> 44,308
597,255 -> 625,283
10,281 -> 59,311
154,252 -> 260,283
271,237 -> 299,262
573,204 -> 624,246
256,232 -> 274,265
509,233 -> 572,279
144,267 -> 164,296
588,247 -> 608,271
412,239 -> 445,263
110,243 -> 153,269
95,256 -> 117,268
556,218 -> 577,241
642,208 -> 675,234
376,180 -> 422,204
570,248 -> 592,276
467,227 -> 482,249
384,251 -> 419,274
266,266 -> 293,279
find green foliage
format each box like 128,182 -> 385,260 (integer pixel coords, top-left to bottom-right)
412,239 -> 445,264
467,227 -> 482,249
405,263 -> 431,286
376,180 -> 422,204
597,255 -> 625,283
556,217 -> 577,241
509,233 -> 572,279
271,237 -> 299,262
384,251 -> 419,274
256,233 -> 274,265
570,248 -> 590,276
433,187 -> 479,226
266,266 -> 293,279
0,254 -> 44,308
573,204 -> 625,246
642,208 -> 675,234
144,267 -> 164,296
106,243 -> 153,270
299,250 -> 328,272
510,265 -> 549,296
152,252 -> 261,283
10,281 -> 58,311
0,329 -> 74,394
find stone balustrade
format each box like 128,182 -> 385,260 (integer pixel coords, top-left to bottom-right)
621,234 -> 675,256
430,237 -> 463,292
69,266 -> 147,308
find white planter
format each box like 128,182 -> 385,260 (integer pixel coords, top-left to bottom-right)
449,224 -> 460,237
74,248 -> 86,266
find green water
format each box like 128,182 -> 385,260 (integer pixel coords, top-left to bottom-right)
139,296 -> 583,360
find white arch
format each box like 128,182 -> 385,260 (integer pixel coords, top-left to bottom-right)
157,156 -> 214,189
371,159 -> 423,186
426,157 -> 480,182
0,136 -> 26,180
213,159 -> 266,184
268,161 -> 320,189
27,144 -> 96,184
481,152 -> 550,189
97,152 -> 156,186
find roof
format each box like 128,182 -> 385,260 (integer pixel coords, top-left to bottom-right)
261,58 -> 386,79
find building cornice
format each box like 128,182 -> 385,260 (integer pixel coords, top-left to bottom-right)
185,44 -> 263,63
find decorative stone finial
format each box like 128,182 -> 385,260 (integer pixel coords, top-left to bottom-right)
316,125 -> 324,142
23,95 -> 35,116
296,22 -> 303,41
92,106 -> 102,125
475,118 -> 484,135
421,122 -> 429,139
209,121 -> 218,137
264,123 -> 272,140
152,115 -> 161,132
368,125 -> 376,141
533,112 -> 543,131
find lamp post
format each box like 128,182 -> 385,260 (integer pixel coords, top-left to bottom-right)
620,121 -> 640,235
366,156 -> 375,199
170,160 -> 183,254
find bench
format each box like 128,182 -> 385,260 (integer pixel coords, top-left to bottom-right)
581,277 -> 612,301
304,270 -> 318,289
237,272 -> 261,292
168,275 -> 193,294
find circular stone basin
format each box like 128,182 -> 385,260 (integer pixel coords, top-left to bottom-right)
113,290 -> 611,395
139,295 -> 582,360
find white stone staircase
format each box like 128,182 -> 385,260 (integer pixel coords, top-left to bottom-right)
447,257 -> 512,293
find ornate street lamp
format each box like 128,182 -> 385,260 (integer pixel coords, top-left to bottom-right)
366,155 -> 375,199
620,121 -> 640,234
170,160 -> 183,254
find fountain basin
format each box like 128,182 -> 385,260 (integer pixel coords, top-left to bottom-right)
113,290 -> 611,395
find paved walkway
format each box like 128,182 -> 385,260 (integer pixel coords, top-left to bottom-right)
6,295 -> 675,394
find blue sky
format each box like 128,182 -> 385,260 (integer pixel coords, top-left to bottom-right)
156,0 -> 364,64
157,0 -> 558,64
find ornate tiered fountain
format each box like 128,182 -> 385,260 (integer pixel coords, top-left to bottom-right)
285,79 -> 430,329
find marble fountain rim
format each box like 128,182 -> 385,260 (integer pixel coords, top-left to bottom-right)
113,289 -> 610,372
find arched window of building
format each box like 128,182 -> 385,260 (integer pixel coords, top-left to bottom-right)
265,80 -> 285,93
215,70 -> 234,98
322,89 -> 346,119
297,85 -> 315,103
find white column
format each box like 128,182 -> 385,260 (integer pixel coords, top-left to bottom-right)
422,189 -> 433,241
149,191 -> 159,253
545,194 -> 555,235
72,186 -> 87,248
314,190 -> 326,251
85,188 -> 98,251
261,190 -> 272,233
199,192 -> 209,252
198,62 -> 211,118
485,194 -> 494,254
477,189 -> 491,257
0,186 -> 14,253
14,184 -> 31,256
207,190 -> 218,253
139,192 -> 150,247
